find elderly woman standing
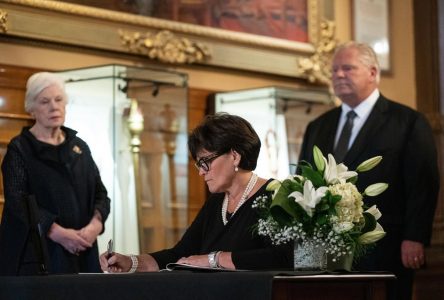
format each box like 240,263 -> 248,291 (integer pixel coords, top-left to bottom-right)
100,113 -> 292,272
0,72 -> 110,274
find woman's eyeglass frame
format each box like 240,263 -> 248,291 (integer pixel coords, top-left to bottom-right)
194,153 -> 223,172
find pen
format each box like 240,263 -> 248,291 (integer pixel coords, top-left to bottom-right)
107,239 -> 113,258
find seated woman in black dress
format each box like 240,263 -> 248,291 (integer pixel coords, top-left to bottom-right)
100,113 -> 292,272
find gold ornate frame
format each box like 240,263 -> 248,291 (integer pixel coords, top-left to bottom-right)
0,0 -> 334,80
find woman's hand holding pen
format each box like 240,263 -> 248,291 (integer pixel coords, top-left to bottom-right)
99,251 -> 132,273
99,248 -> 161,273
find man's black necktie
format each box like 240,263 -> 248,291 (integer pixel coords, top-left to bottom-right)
334,110 -> 357,162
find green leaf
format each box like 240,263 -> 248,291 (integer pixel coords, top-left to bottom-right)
296,160 -> 313,175
269,184 -> 299,225
326,192 -> 342,206
283,179 -> 303,192
318,202 -> 330,212
347,175 -> 358,184
292,202 -> 311,221
315,214 -> 328,226
299,165 -> 325,187
361,212 -> 377,233
269,205 -> 293,225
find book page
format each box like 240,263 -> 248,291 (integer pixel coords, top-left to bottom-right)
161,263 -> 247,272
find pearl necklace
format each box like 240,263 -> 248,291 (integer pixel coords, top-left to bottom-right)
221,173 -> 258,225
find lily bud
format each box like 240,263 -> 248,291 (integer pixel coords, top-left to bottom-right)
266,179 -> 281,191
358,229 -> 386,244
313,145 -> 325,173
363,183 -> 388,196
356,156 -> 383,172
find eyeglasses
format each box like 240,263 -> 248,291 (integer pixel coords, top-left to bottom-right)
194,153 -> 222,172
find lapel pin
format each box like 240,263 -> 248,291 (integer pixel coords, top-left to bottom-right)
73,145 -> 82,154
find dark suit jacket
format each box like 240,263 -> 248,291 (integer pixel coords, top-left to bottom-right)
299,95 -> 439,270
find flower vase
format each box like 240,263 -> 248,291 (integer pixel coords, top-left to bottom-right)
327,251 -> 354,272
293,239 -> 327,271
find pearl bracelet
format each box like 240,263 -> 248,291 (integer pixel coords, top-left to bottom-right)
128,254 -> 138,273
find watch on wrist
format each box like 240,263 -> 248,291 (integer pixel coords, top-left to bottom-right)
208,251 -> 218,268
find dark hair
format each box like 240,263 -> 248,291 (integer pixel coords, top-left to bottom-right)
188,113 -> 261,171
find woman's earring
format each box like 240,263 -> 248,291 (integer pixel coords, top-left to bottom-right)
234,166 -> 239,172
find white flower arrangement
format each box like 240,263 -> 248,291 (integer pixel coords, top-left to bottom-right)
253,146 -> 387,262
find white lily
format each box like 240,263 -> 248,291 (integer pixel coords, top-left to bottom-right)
323,154 -> 358,184
365,205 -> 382,220
288,180 -> 328,217
358,223 -> 386,244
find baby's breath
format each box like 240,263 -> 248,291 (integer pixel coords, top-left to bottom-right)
253,146 -> 387,262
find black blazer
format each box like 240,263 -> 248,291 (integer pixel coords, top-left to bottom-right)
299,95 -> 439,246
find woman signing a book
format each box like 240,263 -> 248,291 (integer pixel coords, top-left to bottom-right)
100,113 -> 292,272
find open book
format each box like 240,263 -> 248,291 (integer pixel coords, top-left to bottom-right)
161,262 -> 247,272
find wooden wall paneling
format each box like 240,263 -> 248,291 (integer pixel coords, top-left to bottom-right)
0,89 -> 29,114
187,88 -> 213,223
0,143 -> 7,216
0,64 -> 40,220
412,0 -> 444,299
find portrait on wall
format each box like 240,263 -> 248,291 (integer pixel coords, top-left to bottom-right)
59,0 -> 308,43
5,0 -> 325,78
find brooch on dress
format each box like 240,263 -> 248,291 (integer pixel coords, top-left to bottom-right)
72,145 -> 82,154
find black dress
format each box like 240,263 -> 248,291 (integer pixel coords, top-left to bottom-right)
0,126 -> 110,274
151,179 -> 293,270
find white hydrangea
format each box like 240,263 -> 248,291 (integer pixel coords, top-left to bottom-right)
329,182 -> 363,223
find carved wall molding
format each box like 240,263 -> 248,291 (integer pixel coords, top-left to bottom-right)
119,29 -> 211,64
0,9 -> 7,33
296,20 -> 337,86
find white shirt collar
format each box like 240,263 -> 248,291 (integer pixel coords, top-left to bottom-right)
341,89 -> 380,118
335,89 -> 380,149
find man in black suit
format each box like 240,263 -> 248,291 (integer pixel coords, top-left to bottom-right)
299,41 -> 439,300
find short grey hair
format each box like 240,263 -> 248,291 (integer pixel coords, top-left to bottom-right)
334,41 -> 381,83
25,72 -> 67,113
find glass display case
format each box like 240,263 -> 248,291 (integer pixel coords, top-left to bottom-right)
56,64 -> 188,254
215,86 -> 334,179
